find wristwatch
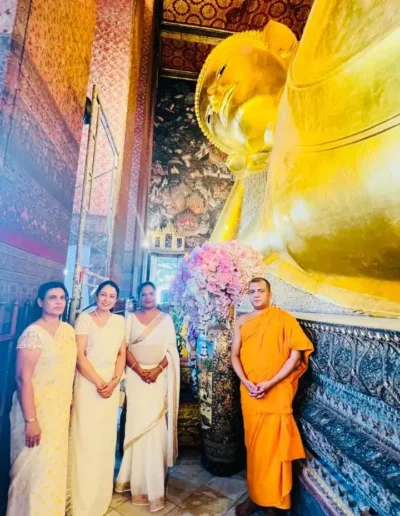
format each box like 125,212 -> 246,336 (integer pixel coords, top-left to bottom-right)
24,417 -> 37,423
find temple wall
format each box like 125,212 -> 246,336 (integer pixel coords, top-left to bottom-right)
148,78 -> 235,250
70,0 -> 135,284
293,317 -> 400,516
119,0 -> 158,294
0,0 -> 97,302
0,2 -> 17,94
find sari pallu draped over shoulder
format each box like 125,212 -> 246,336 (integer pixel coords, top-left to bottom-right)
115,312 -> 180,511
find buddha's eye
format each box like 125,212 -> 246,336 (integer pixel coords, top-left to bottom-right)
206,107 -> 213,126
217,64 -> 227,79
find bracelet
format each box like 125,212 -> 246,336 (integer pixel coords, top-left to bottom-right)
24,417 -> 37,424
158,364 -> 163,373
112,375 -> 120,382
131,362 -> 138,371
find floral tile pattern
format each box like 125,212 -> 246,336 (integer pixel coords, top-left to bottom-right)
161,0 -> 314,76
162,0 -> 314,38
0,0 -> 96,270
73,0 -> 134,217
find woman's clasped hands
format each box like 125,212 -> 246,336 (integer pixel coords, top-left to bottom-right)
135,365 -> 161,384
96,377 -> 119,398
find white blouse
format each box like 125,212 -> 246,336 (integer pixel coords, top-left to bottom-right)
75,312 -> 124,369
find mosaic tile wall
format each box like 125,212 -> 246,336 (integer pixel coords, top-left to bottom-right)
69,0 -> 135,287
120,0 -> 158,293
0,0 -> 97,301
72,0 -> 134,218
295,320 -> 400,515
148,78 -> 234,249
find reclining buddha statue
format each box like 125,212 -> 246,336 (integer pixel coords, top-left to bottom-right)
195,0 -> 400,317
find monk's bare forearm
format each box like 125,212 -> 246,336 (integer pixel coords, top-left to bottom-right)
231,354 -> 248,384
268,350 -> 302,388
231,318 -> 249,384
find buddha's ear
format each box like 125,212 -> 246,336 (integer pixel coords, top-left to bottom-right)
262,20 -> 298,67
226,154 -> 247,176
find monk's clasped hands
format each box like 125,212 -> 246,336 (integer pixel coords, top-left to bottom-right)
243,379 -> 273,399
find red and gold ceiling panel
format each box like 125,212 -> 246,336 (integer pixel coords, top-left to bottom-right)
163,0 -> 313,37
162,37 -> 215,74
160,0 -> 315,79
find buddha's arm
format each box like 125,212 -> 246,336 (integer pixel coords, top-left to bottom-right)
210,179 -> 243,242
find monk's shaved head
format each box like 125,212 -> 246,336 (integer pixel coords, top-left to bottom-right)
249,277 -> 271,291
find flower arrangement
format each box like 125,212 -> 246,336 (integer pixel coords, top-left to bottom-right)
171,240 -> 265,331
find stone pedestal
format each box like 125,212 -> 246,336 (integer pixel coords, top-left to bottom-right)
196,320 -> 245,476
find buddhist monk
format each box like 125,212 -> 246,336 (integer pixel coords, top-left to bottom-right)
231,277 -> 314,515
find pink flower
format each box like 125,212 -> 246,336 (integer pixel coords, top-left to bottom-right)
170,241 -> 265,330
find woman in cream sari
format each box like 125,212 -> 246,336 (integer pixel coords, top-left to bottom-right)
67,280 -> 126,516
7,282 -> 76,516
115,282 -> 180,512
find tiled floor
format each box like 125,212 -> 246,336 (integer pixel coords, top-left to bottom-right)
106,448 -> 252,516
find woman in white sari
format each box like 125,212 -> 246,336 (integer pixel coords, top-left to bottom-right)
7,282 -> 76,516
115,282 -> 180,512
67,280 -> 126,516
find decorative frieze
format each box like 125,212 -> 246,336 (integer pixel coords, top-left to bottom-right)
296,319 -> 400,516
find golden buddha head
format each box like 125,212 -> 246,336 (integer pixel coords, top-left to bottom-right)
195,21 -> 298,173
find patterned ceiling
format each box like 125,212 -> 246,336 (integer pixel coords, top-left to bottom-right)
160,0 -> 315,79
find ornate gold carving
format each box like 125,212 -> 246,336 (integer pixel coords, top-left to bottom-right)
195,2 -> 400,316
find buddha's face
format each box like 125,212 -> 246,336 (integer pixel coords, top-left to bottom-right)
197,37 -> 288,156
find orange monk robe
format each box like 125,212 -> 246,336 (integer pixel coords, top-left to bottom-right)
240,307 -> 314,510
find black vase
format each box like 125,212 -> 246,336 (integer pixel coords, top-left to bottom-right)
196,318 -> 245,476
